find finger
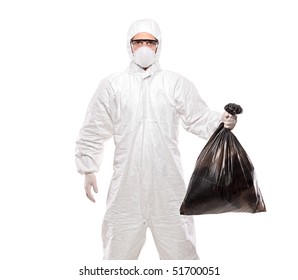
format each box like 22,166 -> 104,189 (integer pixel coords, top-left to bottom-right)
93,183 -> 98,193
227,118 -> 236,124
224,124 -> 233,129
86,191 -> 96,203
84,183 -> 91,193
224,120 -> 236,129
225,111 -> 237,119
225,117 -> 237,125
84,184 -> 96,202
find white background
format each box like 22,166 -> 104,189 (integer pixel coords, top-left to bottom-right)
0,0 -> 297,279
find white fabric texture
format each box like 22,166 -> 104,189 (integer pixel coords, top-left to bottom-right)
75,19 -> 221,260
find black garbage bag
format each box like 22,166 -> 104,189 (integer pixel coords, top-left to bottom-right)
180,103 -> 266,215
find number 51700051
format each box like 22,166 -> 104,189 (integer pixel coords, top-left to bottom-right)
172,266 -> 220,276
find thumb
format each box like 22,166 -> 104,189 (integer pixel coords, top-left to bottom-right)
93,179 -> 98,193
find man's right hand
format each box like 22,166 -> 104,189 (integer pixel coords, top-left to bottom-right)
84,173 -> 98,203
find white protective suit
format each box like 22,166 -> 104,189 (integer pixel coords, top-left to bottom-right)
75,19 -> 221,260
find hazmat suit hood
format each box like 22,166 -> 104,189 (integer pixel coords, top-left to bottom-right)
127,19 -> 162,65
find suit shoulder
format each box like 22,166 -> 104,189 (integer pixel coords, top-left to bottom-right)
159,70 -> 193,87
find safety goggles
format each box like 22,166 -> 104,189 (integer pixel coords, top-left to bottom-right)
130,39 -> 159,48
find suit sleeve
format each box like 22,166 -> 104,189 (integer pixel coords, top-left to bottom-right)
175,77 -> 221,140
75,79 -> 114,174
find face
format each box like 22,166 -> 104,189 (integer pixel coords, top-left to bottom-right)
130,32 -> 159,53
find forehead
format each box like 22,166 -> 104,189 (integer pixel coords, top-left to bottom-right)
132,32 -> 156,40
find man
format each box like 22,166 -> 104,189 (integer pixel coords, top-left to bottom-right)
75,19 -> 236,260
